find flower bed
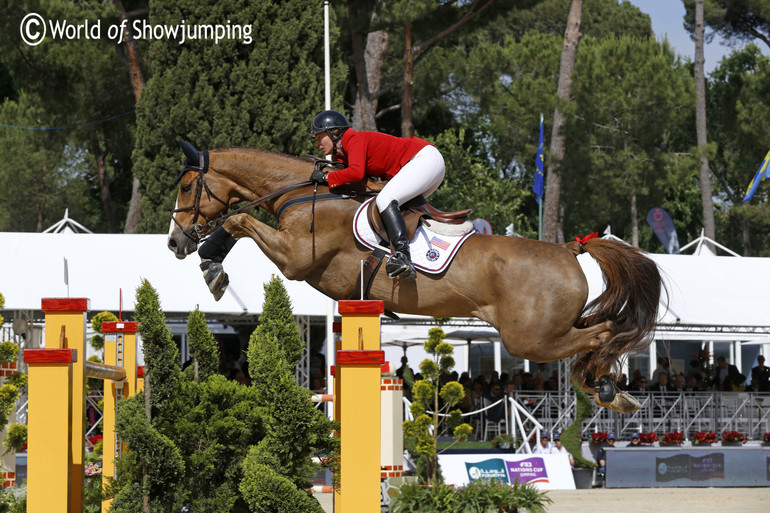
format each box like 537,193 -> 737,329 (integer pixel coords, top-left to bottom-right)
691,430 -> 718,446
720,430 -> 747,444
659,431 -> 683,446
762,433 -> 770,443
591,431 -> 608,445
639,432 -> 659,444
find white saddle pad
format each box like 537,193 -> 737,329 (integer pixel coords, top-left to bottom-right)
353,198 -> 475,274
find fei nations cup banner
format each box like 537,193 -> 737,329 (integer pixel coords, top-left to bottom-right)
437,453 -> 576,490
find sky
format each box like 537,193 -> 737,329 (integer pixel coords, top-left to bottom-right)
625,0 -> 769,73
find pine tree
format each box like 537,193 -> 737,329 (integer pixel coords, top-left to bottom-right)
240,275 -> 337,512
186,308 -> 219,382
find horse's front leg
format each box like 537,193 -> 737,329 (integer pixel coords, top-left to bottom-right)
222,214 -> 315,280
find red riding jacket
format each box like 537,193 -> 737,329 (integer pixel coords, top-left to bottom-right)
327,128 -> 432,189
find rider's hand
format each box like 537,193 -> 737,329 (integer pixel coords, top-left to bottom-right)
310,168 -> 328,184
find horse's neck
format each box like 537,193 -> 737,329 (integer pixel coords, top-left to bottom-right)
211,148 -> 308,201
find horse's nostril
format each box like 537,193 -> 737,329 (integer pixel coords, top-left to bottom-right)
168,238 -> 177,248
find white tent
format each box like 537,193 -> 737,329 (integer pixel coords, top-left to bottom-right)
0,231 -> 330,319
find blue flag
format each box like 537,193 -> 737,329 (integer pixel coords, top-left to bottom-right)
534,114 -> 544,205
742,149 -> 770,202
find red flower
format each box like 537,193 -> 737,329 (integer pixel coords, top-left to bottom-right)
591,432 -> 608,445
660,432 -> 684,445
720,431 -> 747,444
639,432 -> 659,444
691,430 -> 718,445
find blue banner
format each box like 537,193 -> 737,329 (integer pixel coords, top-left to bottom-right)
743,149 -> 770,202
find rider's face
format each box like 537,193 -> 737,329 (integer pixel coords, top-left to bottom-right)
315,133 -> 334,156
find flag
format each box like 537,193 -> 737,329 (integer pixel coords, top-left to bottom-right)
646,207 -> 680,254
742,149 -> 770,202
533,114 -> 544,205
430,236 -> 450,251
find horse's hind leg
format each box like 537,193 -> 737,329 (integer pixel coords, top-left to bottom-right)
517,320 -> 615,363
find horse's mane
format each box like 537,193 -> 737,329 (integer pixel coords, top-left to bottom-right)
214,146 -> 312,165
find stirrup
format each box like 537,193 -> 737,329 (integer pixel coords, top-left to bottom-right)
386,252 -> 416,280
202,262 -> 229,301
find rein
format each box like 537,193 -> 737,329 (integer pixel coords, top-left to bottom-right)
170,154 -> 314,243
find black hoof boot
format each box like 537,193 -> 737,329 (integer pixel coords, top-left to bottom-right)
595,375 -> 616,403
201,261 -> 229,301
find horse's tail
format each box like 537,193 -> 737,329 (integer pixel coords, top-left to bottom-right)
566,237 -> 662,379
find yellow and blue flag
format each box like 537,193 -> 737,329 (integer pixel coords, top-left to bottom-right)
742,149 -> 770,202
534,114 -> 544,205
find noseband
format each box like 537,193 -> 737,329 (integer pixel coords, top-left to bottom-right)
171,150 -> 230,243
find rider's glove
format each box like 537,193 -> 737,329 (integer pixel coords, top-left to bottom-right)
310,168 -> 328,184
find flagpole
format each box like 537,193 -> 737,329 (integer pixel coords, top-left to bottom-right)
538,195 -> 543,241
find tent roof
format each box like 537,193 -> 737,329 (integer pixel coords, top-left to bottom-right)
0,232 -> 330,321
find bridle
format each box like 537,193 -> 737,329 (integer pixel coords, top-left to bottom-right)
171,149 -> 316,243
171,150 -> 231,243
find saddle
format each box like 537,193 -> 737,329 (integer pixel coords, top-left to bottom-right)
367,196 -> 472,244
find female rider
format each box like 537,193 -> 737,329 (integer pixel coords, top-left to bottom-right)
309,110 -> 446,280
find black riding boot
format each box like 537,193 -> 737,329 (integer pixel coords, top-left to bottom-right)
380,201 -> 416,280
198,227 -> 237,301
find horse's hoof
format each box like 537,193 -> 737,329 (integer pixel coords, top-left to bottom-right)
595,375 -> 615,403
594,390 -> 641,413
202,262 -> 229,301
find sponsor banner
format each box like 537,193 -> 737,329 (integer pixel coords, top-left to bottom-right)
607,447 -> 770,488
438,454 -> 575,490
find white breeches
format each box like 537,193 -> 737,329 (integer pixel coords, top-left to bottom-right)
375,145 -> 445,212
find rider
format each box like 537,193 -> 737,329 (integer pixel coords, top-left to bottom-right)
309,110 -> 446,279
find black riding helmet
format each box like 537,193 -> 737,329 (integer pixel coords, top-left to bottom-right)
310,110 -> 350,139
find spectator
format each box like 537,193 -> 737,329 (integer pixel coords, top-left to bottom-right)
484,382 -> 506,422
395,356 -> 412,379
683,376 -> 702,392
533,431 -> 552,454
751,355 -> 770,392
549,432 -> 574,466
597,433 -> 616,474
626,432 -> 643,448
649,372 -> 676,393
712,356 -> 742,391
630,376 -> 650,392
652,357 -> 671,384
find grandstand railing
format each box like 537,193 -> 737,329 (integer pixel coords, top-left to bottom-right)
509,390 -> 770,440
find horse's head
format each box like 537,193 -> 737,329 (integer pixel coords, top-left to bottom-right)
167,140 -> 232,259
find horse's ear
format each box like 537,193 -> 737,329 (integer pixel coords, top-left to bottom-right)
179,139 -> 200,166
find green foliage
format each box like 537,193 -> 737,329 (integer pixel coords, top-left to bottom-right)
403,327 -> 472,486
248,276 -> 304,372
135,279 -> 180,413
0,385 -> 20,433
0,486 -> 25,513
86,355 -> 104,391
89,335 -> 105,353
391,479 -> 552,513
561,380 -> 596,469
185,308 -> 219,382
240,275 -> 337,508
84,450 -> 104,513
4,373 -> 26,390
3,423 -> 26,454
0,342 -> 18,363
134,0 -> 347,232
0,292 -> 4,325
91,311 -> 118,333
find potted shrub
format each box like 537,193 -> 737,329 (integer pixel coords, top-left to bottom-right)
761,433 -> 770,446
491,433 -> 518,451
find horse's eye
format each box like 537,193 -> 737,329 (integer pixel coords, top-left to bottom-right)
181,184 -> 192,193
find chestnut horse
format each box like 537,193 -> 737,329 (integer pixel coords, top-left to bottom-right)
167,143 -> 662,412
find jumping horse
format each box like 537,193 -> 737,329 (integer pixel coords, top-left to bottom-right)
167,142 -> 663,413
